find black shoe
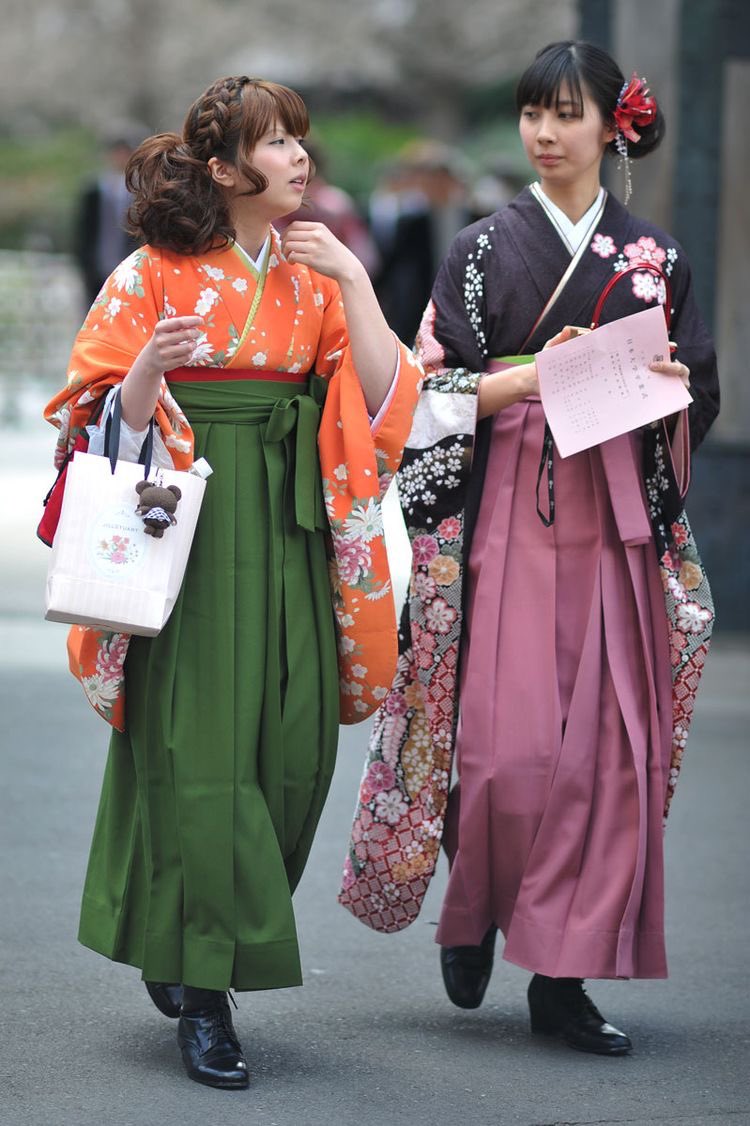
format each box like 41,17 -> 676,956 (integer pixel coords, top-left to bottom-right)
177,993 -> 249,1089
440,926 -> 497,1009
527,974 -> 632,1055
144,981 -> 182,1019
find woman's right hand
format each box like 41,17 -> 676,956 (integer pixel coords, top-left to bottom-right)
543,325 -> 581,349
522,325 -> 581,398
478,361 -> 538,418
139,316 -> 205,376
515,325 -> 581,398
121,315 -> 204,430
477,325 -> 578,419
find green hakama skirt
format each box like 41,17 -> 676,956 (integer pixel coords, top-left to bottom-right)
78,378 -> 339,991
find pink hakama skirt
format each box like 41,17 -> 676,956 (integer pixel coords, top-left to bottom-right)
436,400 -> 672,979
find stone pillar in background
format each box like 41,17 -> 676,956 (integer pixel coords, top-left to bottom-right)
613,0 -> 679,233
673,0 -> 727,338
715,58 -> 750,445
578,0 -> 612,50
602,0 -> 750,629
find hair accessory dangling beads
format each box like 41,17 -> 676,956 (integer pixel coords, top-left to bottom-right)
613,73 -> 657,205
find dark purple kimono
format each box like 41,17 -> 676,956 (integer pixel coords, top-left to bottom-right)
339,189 -> 718,967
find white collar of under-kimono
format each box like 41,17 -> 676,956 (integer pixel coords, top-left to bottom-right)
530,183 -> 606,255
233,233 -> 271,273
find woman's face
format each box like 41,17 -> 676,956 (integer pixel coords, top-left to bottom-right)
245,122 -> 309,218
519,82 -> 616,191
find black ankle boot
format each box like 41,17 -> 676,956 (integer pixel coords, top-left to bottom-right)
177,989 -> 249,1089
527,974 -> 632,1055
144,981 -> 182,1019
440,926 -> 497,1009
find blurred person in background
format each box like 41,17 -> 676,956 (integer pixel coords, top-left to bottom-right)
467,156 -> 524,223
44,75 -> 422,1090
370,141 -> 470,344
342,40 -> 719,1057
74,125 -> 145,306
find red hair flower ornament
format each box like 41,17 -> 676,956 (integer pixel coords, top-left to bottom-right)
613,73 -> 657,204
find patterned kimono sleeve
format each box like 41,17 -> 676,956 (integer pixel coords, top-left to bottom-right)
44,248 -> 164,466
337,236 -> 486,932
311,273 -> 424,725
44,247 -> 194,471
417,234 -> 488,373
641,247 -> 718,820
313,274 -> 423,495
665,250 -> 720,452
42,247 -> 194,737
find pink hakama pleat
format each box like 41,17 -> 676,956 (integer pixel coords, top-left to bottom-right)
436,400 -> 672,979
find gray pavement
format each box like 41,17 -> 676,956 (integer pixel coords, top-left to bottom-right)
1,416 -> 749,1125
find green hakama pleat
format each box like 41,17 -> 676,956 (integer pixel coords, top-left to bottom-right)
78,378 -> 339,991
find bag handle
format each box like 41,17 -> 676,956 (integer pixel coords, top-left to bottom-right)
591,262 -> 691,495
104,386 -> 154,477
590,263 -> 673,332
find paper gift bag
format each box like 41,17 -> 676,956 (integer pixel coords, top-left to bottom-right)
45,452 -> 207,636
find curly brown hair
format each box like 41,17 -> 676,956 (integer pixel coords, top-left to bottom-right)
125,77 -> 311,255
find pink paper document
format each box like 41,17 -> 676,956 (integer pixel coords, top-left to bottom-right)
535,305 -> 692,457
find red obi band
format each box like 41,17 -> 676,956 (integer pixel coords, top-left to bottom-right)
167,366 -> 308,384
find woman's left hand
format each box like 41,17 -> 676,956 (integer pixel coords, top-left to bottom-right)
281,221 -> 364,285
649,354 -> 691,389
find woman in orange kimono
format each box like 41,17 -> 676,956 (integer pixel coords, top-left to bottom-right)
44,76 -> 422,1089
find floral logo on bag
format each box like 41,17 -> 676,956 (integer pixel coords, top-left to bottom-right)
96,534 -> 140,567
90,505 -> 148,578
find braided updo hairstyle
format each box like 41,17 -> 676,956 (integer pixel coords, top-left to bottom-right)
515,41 -> 665,160
125,76 -> 311,254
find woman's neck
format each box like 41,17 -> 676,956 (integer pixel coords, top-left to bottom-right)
537,177 -> 602,224
231,215 -> 272,260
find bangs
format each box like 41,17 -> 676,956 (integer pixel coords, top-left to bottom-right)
241,81 -> 310,145
516,46 -> 585,115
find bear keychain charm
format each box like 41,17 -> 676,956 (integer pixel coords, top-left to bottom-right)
134,479 -> 182,537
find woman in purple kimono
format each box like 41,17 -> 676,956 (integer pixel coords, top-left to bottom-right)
339,41 -> 719,1055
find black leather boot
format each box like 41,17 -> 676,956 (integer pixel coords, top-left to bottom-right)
177,989 -> 249,1089
527,974 -> 632,1055
439,926 -> 497,1009
144,981 -> 182,1019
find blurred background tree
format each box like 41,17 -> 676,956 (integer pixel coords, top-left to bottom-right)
0,0 -> 573,250
0,0 -> 747,623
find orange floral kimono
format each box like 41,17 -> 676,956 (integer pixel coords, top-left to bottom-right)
45,231 -> 423,731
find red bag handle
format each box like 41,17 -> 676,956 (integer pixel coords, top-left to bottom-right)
591,264 -> 690,495
590,263 -> 673,333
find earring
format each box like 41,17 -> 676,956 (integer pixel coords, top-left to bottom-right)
614,130 -> 633,206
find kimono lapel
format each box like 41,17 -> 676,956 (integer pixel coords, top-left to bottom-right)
224,241 -> 272,363
521,186 -> 608,349
188,241 -> 272,368
498,188 -> 572,346
508,188 -> 612,353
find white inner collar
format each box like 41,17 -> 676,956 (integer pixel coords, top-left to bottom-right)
531,183 -> 606,254
234,234 -> 271,273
